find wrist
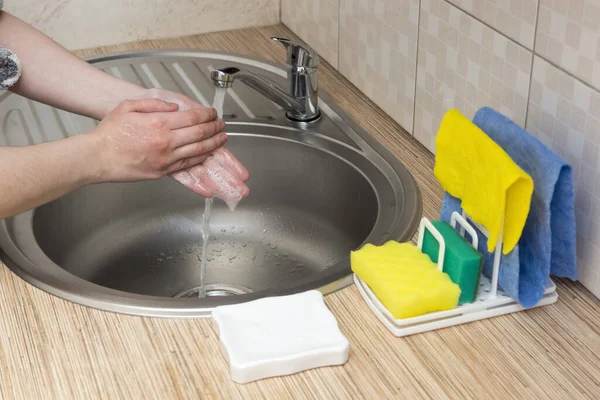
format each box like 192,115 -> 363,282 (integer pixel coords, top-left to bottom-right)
66,133 -> 108,185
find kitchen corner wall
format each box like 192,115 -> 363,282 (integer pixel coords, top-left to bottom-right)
282,0 -> 600,298
3,0 -> 279,51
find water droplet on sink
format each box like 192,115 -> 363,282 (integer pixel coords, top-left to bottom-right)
197,255 -> 202,262
174,260 -> 178,264
263,229 -> 267,233
221,228 -> 226,233
229,255 -> 237,261
242,244 -> 247,248
182,256 -> 187,261
159,252 -> 165,257
186,248 -> 194,254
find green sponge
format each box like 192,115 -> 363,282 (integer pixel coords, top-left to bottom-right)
422,220 -> 482,304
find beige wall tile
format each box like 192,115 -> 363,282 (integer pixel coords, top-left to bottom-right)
536,0 -> 600,91
281,0 -> 600,299
414,0 -> 532,153
339,0 -> 420,133
448,0 -> 539,49
527,56 -> 600,297
281,0 -> 339,68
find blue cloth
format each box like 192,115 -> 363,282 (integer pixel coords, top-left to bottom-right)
440,107 -> 577,308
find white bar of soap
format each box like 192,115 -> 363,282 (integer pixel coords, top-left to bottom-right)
211,290 -> 350,384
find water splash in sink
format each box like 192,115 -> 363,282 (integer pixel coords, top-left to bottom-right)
197,197 -> 213,298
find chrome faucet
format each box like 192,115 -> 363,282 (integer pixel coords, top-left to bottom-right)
210,37 -> 320,122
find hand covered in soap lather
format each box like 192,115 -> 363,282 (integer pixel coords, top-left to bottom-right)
171,147 -> 250,210
138,89 -> 250,209
90,96 -> 228,181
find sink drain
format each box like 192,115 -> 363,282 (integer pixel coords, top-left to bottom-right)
174,283 -> 253,298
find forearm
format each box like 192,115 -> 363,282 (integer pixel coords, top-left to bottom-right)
0,134 -> 102,218
0,12 -> 144,120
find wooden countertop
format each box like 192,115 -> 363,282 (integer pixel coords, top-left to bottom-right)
1,24 -> 599,399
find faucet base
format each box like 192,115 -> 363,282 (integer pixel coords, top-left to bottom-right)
286,109 -> 322,124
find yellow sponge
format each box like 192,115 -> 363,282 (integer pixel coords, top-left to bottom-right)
351,241 -> 461,319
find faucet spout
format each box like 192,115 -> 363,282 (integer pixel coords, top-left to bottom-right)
211,67 -> 306,114
210,37 -> 320,122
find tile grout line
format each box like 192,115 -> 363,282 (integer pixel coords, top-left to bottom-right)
442,0 -> 532,52
524,0 -> 542,129
539,53 -> 600,93
411,0 -> 422,137
442,0 -> 600,95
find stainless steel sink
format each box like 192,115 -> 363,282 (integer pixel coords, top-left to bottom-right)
0,50 -> 421,317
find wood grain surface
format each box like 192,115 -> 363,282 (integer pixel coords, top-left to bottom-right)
0,24 -> 599,400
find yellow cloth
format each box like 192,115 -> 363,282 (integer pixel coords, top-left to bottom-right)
434,109 -> 533,254
351,241 -> 460,319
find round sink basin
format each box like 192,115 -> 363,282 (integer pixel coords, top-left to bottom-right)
0,50 -> 421,317
35,135 -> 377,298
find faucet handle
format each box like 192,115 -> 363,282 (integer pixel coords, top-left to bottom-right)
271,37 -> 319,69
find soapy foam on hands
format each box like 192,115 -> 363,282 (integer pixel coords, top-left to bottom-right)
141,89 -> 191,111
204,157 -> 245,211
170,168 -> 213,196
213,146 -> 247,179
143,91 -> 246,210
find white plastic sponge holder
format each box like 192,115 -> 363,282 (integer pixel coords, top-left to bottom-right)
355,212 -> 558,337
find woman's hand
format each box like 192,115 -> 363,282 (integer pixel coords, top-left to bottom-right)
131,88 -> 201,112
171,147 -> 250,210
132,89 -> 251,206
90,97 -> 228,182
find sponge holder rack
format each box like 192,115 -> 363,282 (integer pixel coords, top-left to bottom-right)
354,211 -> 558,337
